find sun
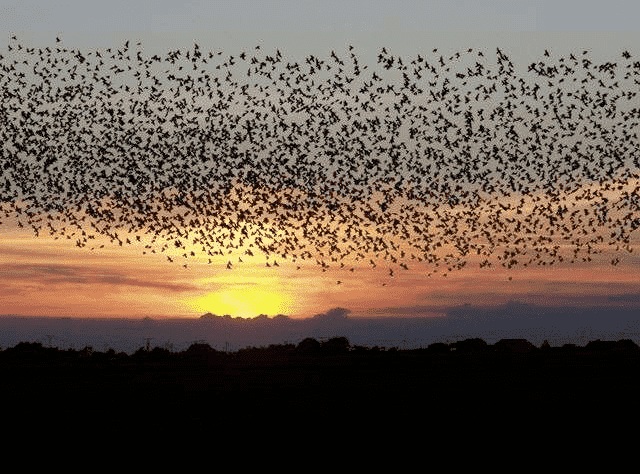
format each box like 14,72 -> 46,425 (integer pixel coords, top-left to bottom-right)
186,286 -> 292,318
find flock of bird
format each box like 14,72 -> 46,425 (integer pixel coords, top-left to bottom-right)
1,35 -> 638,277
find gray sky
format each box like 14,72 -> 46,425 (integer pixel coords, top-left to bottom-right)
1,1 -> 639,61
2,0 -> 639,33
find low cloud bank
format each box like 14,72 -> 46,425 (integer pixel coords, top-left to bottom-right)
1,301 -> 639,353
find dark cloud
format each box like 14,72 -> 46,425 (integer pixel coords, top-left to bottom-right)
0,263 -> 196,292
2,300 -> 639,353
311,307 -> 351,320
608,294 -> 640,303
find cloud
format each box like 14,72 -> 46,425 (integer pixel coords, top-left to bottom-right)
312,307 -> 351,320
440,300 -> 640,342
0,263 -> 196,292
607,294 -> 640,304
356,305 -> 446,318
2,298 -> 640,354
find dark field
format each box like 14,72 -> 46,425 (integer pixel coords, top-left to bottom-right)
2,337 -> 639,435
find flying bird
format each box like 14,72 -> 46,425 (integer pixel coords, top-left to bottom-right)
0,39 -> 637,281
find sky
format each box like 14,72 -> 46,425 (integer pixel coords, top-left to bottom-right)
0,0 -> 639,343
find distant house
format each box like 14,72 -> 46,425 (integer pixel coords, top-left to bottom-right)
427,342 -> 450,353
450,338 -> 488,353
493,338 -> 537,353
585,339 -> 640,353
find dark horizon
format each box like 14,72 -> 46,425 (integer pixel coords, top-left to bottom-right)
3,319 -> 639,435
2,300 -> 639,354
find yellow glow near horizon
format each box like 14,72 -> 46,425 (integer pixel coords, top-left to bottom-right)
186,286 -> 293,318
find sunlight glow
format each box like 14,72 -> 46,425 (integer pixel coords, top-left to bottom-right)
186,286 -> 292,318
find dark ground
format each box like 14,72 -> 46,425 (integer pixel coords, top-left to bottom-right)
2,337 -> 639,436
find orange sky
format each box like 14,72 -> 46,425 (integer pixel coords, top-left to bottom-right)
1,216 -> 638,320
3,169 -> 638,320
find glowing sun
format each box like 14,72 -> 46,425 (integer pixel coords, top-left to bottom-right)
186,286 -> 292,318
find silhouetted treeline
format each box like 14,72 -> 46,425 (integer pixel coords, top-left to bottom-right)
2,336 -> 639,434
2,335 -> 639,358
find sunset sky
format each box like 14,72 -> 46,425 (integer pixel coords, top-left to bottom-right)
1,0 -> 639,323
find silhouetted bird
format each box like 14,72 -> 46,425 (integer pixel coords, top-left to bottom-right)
0,37 -> 637,280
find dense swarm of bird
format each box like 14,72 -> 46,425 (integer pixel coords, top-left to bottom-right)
0,36 -> 639,276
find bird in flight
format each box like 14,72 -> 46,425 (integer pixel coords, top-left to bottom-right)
0,39 -> 637,281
